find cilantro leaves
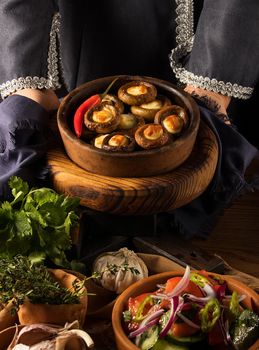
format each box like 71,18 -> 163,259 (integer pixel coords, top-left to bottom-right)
0,176 -> 80,267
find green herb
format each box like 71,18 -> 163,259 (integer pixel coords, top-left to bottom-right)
0,176 -> 80,267
99,262 -> 140,276
231,309 -> 259,350
123,310 -> 132,322
0,255 -> 85,314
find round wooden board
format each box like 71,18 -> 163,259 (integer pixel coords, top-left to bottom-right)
47,121 -> 218,215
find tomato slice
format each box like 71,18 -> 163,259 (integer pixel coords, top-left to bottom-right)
159,276 -> 203,309
164,277 -> 204,297
127,293 -> 152,317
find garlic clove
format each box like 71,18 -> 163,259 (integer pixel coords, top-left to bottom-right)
16,324 -> 58,346
8,322 -> 94,350
58,329 -> 94,348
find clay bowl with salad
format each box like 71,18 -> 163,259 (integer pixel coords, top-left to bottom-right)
112,267 -> 259,350
57,75 -> 200,177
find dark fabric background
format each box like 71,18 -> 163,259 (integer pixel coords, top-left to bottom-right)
229,84 -> 259,149
171,100 -> 259,238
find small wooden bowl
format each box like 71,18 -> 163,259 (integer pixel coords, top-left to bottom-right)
112,271 -> 259,350
17,269 -> 88,327
57,75 -> 200,177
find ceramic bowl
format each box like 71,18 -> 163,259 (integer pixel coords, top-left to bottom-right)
112,270 -> 259,350
57,75 -> 200,177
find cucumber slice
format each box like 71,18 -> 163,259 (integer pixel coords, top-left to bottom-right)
140,326 -> 159,350
166,334 -> 203,345
152,339 -> 189,350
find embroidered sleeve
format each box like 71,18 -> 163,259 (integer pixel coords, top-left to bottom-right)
0,1 -> 61,99
170,0 -> 259,99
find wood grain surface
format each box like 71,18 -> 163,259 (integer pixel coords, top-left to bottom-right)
191,158 -> 259,278
47,120 -> 218,215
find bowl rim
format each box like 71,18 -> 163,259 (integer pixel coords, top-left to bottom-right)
111,270 -> 259,350
57,75 -> 200,159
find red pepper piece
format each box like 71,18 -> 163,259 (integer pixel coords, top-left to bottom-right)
73,95 -> 100,137
73,77 -> 119,137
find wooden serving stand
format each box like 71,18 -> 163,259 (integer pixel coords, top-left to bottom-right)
47,120 -> 218,215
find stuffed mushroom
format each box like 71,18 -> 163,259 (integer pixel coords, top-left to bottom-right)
154,105 -> 188,135
118,81 -> 157,106
102,132 -> 136,152
131,95 -> 171,121
102,94 -> 124,113
84,102 -> 120,133
117,113 -> 145,134
92,133 -> 110,149
135,123 -> 170,149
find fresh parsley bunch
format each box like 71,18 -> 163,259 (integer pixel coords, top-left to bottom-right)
0,176 -> 80,267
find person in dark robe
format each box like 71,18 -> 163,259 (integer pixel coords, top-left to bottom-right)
0,0 -> 259,237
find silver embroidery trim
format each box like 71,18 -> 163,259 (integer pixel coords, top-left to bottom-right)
0,13 -> 62,99
170,0 -> 253,99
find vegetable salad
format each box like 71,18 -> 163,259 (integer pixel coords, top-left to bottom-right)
122,266 -> 259,350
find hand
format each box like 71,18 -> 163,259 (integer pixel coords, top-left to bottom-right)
13,88 -> 60,112
184,85 -> 231,125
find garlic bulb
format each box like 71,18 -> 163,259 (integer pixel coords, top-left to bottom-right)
93,247 -> 148,294
8,321 -> 94,350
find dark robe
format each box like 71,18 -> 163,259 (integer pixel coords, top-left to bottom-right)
0,0 -> 259,236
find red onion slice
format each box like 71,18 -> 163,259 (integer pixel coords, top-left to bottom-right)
224,294 -> 247,303
166,265 -> 191,298
185,294 -> 213,304
159,296 -> 180,338
129,317 -> 159,339
201,283 -> 216,299
128,309 -> 164,339
225,319 -> 232,343
218,310 -> 228,346
151,294 -> 167,300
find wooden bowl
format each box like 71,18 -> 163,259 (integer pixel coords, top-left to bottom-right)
112,270 -> 259,350
57,75 -> 200,177
17,269 -> 87,327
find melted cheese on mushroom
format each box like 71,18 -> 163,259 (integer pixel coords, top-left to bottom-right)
92,105 -> 116,124
140,99 -> 163,110
94,134 -> 109,149
119,114 -> 136,129
127,85 -> 148,96
162,115 -> 183,134
92,109 -> 113,123
108,134 -> 129,147
143,125 -> 163,140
